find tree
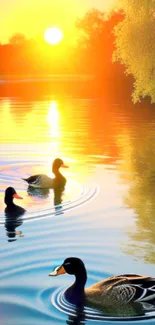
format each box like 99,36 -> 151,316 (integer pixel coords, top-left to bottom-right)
113,0 -> 155,103
76,9 -> 123,74
9,33 -> 27,45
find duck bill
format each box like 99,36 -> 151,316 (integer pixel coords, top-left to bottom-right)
13,193 -> 23,200
61,163 -> 69,168
49,265 -> 66,276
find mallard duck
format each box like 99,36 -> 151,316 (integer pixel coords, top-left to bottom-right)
4,187 -> 25,217
22,158 -> 69,189
49,257 -> 155,309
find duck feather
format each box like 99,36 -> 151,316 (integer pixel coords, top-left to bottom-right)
86,275 -> 155,306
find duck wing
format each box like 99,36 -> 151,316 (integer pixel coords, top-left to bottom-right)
29,175 -> 54,189
86,275 -> 155,306
22,174 -> 43,184
123,274 -> 155,303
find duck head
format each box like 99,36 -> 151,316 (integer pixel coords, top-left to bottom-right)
52,158 -> 69,175
4,187 -> 23,206
49,257 -> 87,306
49,257 -> 87,282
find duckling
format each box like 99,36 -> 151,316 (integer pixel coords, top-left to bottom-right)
49,257 -> 155,309
22,158 -> 69,189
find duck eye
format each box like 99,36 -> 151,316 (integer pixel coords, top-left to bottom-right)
64,262 -> 71,266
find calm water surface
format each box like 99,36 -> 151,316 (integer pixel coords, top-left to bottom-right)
0,92 -> 155,324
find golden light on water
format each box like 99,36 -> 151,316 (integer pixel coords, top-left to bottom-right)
47,101 -> 60,138
0,97 -> 94,180
46,101 -> 60,173
0,96 -> 119,189
0,99 -> 60,147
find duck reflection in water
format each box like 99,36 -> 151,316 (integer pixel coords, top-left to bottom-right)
65,303 -> 155,323
65,302 -> 155,323
66,307 -> 86,325
4,187 -> 25,242
27,184 -> 65,214
27,186 -> 50,198
54,187 -> 65,215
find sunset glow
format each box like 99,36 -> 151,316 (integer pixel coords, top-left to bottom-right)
0,0 -> 118,44
44,27 -> 63,45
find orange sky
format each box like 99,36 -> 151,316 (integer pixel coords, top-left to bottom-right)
0,0 -> 118,44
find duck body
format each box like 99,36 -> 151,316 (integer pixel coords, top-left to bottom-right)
49,258 -> 155,309
23,173 -> 66,190
5,204 -> 25,218
23,174 -> 43,185
23,174 -> 54,189
85,274 -> 155,307
22,158 -> 68,189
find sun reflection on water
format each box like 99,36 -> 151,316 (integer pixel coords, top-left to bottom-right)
46,100 -> 60,175
0,96 -> 107,182
47,100 -> 60,139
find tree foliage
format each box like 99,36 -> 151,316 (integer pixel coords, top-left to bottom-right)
76,9 -> 123,74
9,33 -> 27,45
0,35 -> 76,75
113,0 -> 155,103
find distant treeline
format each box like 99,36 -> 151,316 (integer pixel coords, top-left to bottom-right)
0,11 -> 123,76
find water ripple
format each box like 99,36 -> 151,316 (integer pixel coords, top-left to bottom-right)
0,161 -> 99,224
0,248 -> 155,323
1,277 -> 155,324
51,286 -> 155,322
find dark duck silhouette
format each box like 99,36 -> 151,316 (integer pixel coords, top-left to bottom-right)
4,187 -> 25,241
49,257 -> 155,313
4,187 -> 25,217
22,158 -> 69,189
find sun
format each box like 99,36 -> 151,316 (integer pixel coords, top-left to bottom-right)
44,27 -> 63,45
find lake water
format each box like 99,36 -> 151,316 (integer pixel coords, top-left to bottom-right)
1,90 -> 155,325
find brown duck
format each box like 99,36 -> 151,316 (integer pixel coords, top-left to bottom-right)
22,158 -> 69,189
